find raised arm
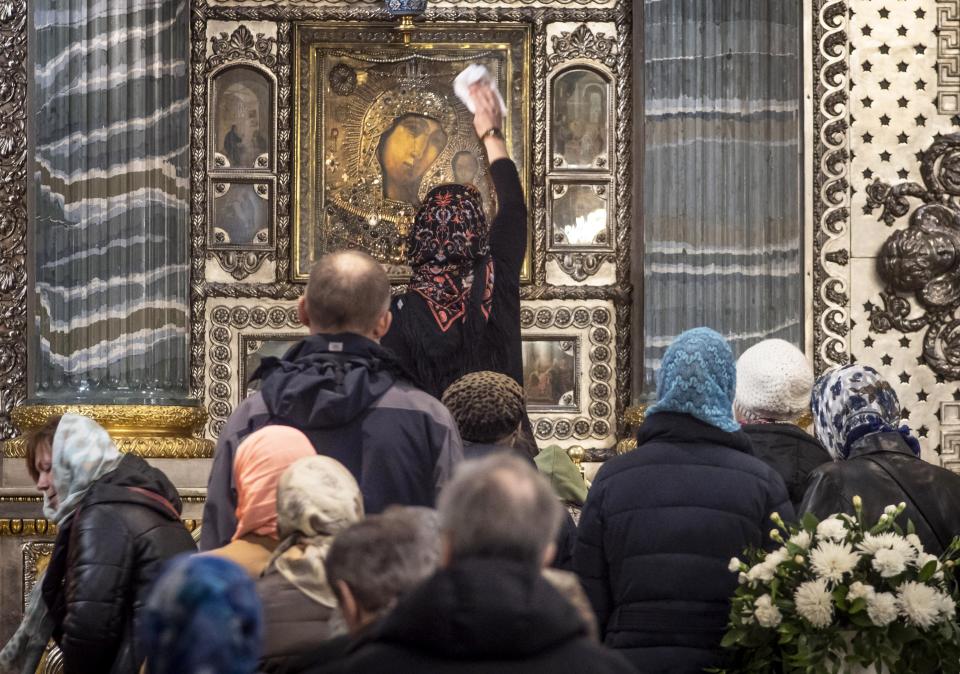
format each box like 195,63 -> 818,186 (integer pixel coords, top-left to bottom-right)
471,83 -> 527,273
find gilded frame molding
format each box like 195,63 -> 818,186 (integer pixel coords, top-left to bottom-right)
291,21 -> 533,282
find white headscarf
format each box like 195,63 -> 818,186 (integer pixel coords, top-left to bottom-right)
1,414 -> 123,673
264,456 -> 363,607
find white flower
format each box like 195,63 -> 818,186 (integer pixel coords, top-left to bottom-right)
765,548 -> 789,566
810,542 -> 860,583
906,533 -> 924,554
936,591 -> 956,621
728,557 -> 741,573
754,594 -> 783,628
884,504 -> 898,516
857,533 -> 916,563
848,581 -> 875,602
794,578 -> 834,628
746,561 -> 776,583
788,531 -> 812,550
873,547 -> 909,578
816,517 -> 848,542
898,581 -> 942,629
738,572 -> 748,585
866,591 -> 899,626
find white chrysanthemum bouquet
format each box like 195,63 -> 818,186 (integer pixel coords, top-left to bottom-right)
718,498 -> 960,673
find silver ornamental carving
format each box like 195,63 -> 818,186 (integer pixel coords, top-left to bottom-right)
548,24 -> 617,69
0,0 -> 25,439
866,133 -> 960,380
811,0 -> 851,374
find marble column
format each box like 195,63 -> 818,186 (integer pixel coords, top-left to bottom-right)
31,0 -> 191,404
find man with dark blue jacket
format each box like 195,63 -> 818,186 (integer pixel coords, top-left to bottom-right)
200,250 -> 464,550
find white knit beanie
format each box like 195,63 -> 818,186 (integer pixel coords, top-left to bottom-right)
734,339 -> 814,423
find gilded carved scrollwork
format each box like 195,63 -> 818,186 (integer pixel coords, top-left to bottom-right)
0,0 -> 26,439
865,133 -> 960,381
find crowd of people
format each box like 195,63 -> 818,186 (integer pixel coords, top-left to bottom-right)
3,83 -> 960,674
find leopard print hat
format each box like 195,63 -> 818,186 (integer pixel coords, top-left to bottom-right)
442,370 -> 525,444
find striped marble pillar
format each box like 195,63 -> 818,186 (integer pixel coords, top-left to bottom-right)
640,0 -> 804,390
31,0 -> 191,403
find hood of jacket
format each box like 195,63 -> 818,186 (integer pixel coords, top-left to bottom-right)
637,411 -> 754,455
255,333 -> 401,429
372,557 -> 585,659
81,453 -> 183,520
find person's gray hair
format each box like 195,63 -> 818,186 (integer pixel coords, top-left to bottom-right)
325,507 -> 440,616
438,453 -> 564,567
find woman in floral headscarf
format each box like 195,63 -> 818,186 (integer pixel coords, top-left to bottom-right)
801,364 -> 960,554
382,83 -> 533,454
256,455 -> 364,673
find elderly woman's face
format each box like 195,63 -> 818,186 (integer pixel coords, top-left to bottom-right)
34,442 -> 58,509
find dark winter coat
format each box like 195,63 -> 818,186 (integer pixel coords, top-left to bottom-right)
42,454 -> 196,674
257,571 -> 344,674
743,422 -> 831,510
201,332 -> 464,550
801,431 -> 960,555
318,558 -> 635,674
574,412 -> 794,673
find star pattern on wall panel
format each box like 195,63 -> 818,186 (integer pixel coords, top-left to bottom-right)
849,0 -> 954,463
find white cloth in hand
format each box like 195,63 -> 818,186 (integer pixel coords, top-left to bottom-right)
453,64 -> 508,115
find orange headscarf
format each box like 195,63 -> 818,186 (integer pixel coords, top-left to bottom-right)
232,426 -> 315,541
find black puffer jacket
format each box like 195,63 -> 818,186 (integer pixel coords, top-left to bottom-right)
42,454 -> 196,674
320,558 -> 635,673
800,432 -> 960,555
743,423 -> 831,510
574,413 -> 794,673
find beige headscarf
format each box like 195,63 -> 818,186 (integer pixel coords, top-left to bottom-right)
264,456 -> 363,607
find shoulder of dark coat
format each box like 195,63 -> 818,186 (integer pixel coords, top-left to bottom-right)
592,436 -> 790,491
375,379 -> 455,424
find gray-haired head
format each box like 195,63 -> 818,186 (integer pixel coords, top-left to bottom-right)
438,454 -> 564,568
325,506 -> 440,619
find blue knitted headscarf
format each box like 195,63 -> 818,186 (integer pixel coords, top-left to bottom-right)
812,364 -> 921,460
647,327 -> 739,433
140,554 -> 262,674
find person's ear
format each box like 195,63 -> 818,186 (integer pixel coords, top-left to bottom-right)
297,297 -> 311,332
541,542 -> 557,569
371,308 -> 392,341
336,580 -> 362,633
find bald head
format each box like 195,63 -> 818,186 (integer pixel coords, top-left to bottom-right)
438,454 -> 564,568
301,250 -> 391,338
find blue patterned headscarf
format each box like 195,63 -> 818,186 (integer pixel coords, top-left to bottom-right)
647,328 -> 739,433
812,365 -> 921,460
140,555 -> 262,674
